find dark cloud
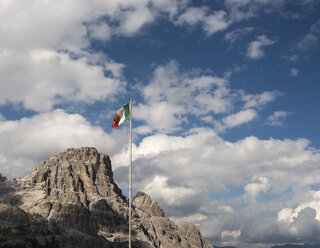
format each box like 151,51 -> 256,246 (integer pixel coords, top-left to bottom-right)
241,207 -> 320,244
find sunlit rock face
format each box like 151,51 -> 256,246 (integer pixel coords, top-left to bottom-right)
0,147 -> 213,248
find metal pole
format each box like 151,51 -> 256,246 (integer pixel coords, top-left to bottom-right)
129,98 -> 132,248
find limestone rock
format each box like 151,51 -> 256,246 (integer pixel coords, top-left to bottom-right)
133,191 -> 213,248
133,191 -> 166,217
178,222 -> 213,248
0,203 -> 29,228
0,173 -> 6,183
0,147 -> 213,248
0,174 -> 15,202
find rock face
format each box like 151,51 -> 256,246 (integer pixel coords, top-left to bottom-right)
0,173 -> 15,202
0,147 -> 213,248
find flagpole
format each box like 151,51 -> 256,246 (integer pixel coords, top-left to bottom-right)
129,98 -> 132,248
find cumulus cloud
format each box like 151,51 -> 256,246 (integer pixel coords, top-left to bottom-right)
88,23 -> 112,41
135,61 -> 234,133
267,111 -> 291,126
135,61 -> 279,134
117,4 -> 155,36
143,175 -> 197,206
242,90 -> 281,109
113,127 -> 320,209
247,35 -> 275,59
135,102 -> 186,133
2,107 -> 320,245
278,191 -> 320,225
112,128 -> 320,245
221,109 -> 258,130
245,176 -> 270,199
242,207 -> 320,243
176,7 -> 230,35
0,0 -> 191,114
0,0 -> 187,52
0,110 -> 128,178
0,50 -> 125,111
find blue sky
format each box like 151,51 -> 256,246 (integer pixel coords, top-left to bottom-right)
1,0 -> 320,247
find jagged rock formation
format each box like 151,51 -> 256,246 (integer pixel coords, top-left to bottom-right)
0,147 -> 213,248
0,173 -> 15,202
0,174 -> 6,183
133,192 -> 212,248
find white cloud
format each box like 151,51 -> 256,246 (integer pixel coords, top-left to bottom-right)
241,204 -> 320,243
176,7 -> 230,35
0,113 -> 5,121
2,109 -> 320,245
143,175 -> 197,206
112,128 -> 320,244
117,5 -> 155,36
88,23 -> 111,41
0,110 -> 128,178
224,27 -> 254,44
247,35 -> 275,59
296,20 -> 320,51
222,109 -> 258,129
0,0 -> 89,52
0,0 -> 193,114
267,111 -> 291,126
245,176 -> 270,199
151,0 -> 188,19
135,61 -> 235,133
203,11 -> 229,35
289,68 -> 299,77
0,154 -> 7,165
114,128 -> 320,204
311,20 -> 320,34
278,191 -> 320,223
176,7 -> 207,26
0,0 -> 187,52
289,54 -> 299,62
223,0 -> 306,23
135,102 -> 186,133
135,61 -> 280,133
242,90 -> 281,109
296,34 -> 319,51
0,49 -> 126,111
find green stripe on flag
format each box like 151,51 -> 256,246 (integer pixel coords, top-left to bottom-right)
124,103 -> 130,121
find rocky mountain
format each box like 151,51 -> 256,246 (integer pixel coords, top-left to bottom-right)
0,147 -> 213,248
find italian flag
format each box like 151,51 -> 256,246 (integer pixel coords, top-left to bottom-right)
112,103 -> 130,128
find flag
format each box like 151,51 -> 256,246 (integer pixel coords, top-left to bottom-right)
112,103 -> 130,128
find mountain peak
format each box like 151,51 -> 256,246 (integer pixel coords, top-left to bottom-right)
133,190 -> 166,217
0,147 -> 213,248
22,146 -> 122,199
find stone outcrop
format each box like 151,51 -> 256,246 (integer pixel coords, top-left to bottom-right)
178,222 -> 213,248
0,174 -> 15,202
0,174 -> 6,183
0,147 -> 213,248
133,192 -> 213,248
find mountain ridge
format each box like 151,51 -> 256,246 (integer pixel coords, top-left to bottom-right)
0,147 -> 213,248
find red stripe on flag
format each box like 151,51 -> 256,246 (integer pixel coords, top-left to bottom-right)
112,113 -> 120,128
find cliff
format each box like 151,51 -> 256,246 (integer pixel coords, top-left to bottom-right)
0,147 -> 213,248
